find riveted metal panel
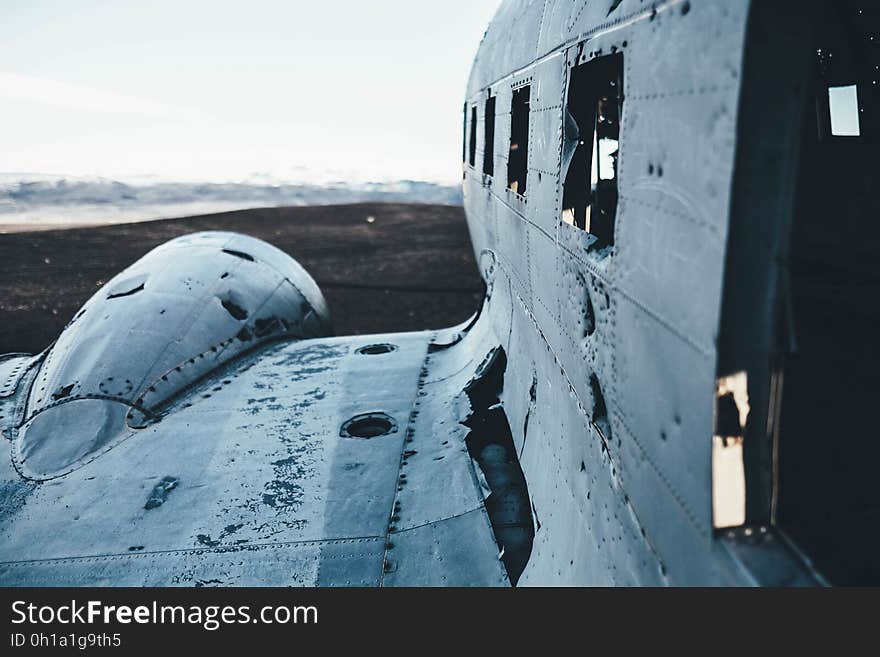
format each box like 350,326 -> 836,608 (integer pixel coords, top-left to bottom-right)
383,509 -> 508,587
0,537 -> 385,587
461,0 -> 824,585
0,331 -> 430,586
1,0 -> 831,587
511,301 -> 666,586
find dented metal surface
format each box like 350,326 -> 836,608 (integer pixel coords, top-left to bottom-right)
0,314 -> 514,586
462,0 -> 826,585
0,0 -> 841,586
12,231 -> 330,480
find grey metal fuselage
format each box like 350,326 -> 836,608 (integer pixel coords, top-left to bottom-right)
460,0 -> 825,585
0,0 -> 837,585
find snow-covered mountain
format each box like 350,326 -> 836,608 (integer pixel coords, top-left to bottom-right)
0,176 -> 463,228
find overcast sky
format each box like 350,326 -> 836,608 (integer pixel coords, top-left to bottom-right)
0,0 -> 500,184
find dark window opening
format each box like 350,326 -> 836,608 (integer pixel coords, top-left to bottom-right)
561,53 -> 623,251
775,1 -> 880,585
462,102 -> 467,166
507,85 -> 531,196
484,95 -> 496,177
469,105 -> 478,168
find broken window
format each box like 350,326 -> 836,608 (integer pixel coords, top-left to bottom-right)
561,53 -> 623,250
507,84 -> 530,196
484,94 -> 496,177
469,105 -> 478,168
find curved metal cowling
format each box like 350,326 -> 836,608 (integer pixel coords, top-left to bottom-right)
12,231 -> 331,480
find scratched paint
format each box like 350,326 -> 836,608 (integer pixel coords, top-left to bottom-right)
0,0 -> 829,587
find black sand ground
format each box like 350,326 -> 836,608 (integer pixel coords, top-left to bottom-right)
0,203 -> 483,354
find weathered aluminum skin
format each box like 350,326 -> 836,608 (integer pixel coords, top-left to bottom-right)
0,311 -> 510,585
0,223 -> 511,585
0,0 -> 826,585
462,0 -> 820,585
9,232 -> 331,481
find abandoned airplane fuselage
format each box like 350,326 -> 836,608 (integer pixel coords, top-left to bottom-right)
1,0 -> 878,586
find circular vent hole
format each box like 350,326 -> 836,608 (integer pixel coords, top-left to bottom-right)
341,413 -> 397,439
356,343 -> 397,356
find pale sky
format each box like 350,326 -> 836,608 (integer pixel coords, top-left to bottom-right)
0,0 -> 500,185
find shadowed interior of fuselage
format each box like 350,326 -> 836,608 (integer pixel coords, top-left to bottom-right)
776,1 -> 880,585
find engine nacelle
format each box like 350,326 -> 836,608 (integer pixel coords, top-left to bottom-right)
12,231 -> 330,480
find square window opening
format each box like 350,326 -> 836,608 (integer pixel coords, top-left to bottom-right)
507,85 -> 531,196
462,102 -> 468,167
829,84 -> 861,136
469,105 -> 478,168
484,95 -> 496,178
561,53 -> 624,251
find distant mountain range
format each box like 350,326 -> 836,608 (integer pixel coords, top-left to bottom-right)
0,177 -> 464,227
